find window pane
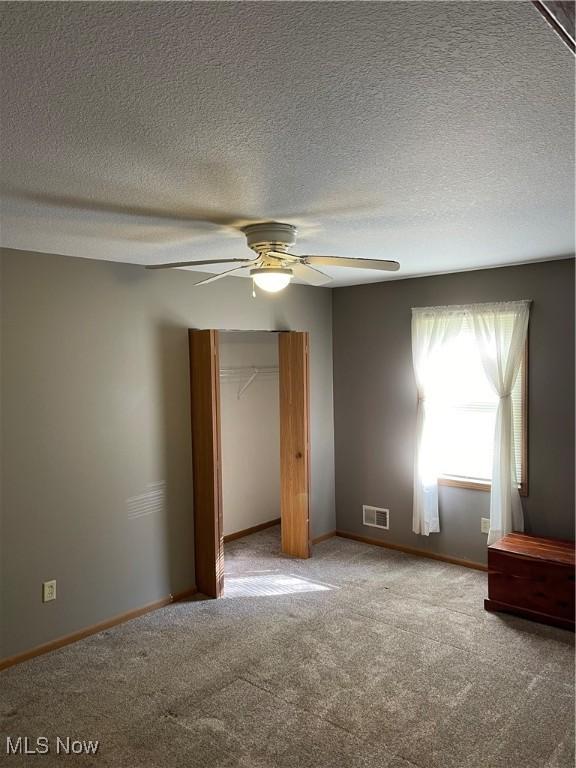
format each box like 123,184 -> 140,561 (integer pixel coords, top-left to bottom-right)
426,317 -> 525,485
436,404 -> 496,481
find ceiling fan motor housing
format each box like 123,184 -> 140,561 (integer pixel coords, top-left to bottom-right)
242,222 -> 297,255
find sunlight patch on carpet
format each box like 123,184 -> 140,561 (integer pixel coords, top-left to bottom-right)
222,573 -> 334,598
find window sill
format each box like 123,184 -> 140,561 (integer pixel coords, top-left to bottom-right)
438,477 -> 490,492
438,477 -> 528,497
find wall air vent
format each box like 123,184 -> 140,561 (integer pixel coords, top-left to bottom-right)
363,505 -> 389,530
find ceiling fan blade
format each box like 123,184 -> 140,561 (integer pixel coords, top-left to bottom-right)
266,251 -> 300,263
146,258 -> 254,270
291,262 -> 333,286
304,255 -> 400,272
193,262 -> 257,286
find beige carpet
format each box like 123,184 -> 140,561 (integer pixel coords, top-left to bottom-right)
1,527 -> 574,767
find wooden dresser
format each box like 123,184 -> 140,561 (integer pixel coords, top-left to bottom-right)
485,532 -> 575,631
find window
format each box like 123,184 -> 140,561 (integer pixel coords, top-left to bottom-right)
423,316 -> 527,495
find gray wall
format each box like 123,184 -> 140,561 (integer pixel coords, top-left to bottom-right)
333,259 -> 575,565
0,249 -> 335,658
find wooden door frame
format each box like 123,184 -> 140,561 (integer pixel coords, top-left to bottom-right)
279,331 -> 311,559
188,329 -> 311,598
188,329 -> 224,598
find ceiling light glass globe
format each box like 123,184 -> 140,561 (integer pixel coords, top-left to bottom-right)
251,269 -> 293,293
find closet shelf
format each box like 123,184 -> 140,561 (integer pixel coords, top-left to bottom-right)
219,366 -> 279,399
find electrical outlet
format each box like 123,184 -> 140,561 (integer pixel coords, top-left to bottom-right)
42,580 -> 57,602
481,518 -> 490,535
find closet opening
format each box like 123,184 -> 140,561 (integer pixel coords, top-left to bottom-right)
188,328 -> 311,599
220,331 -> 282,595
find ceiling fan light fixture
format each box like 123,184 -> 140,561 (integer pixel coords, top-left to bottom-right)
250,267 -> 293,293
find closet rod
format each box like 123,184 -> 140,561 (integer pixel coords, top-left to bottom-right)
219,365 -> 279,399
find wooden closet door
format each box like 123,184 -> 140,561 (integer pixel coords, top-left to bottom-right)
279,331 -> 311,558
188,329 -> 224,597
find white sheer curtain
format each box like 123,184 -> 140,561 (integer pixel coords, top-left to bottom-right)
470,301 -> 530,545
411,308 -> 463,535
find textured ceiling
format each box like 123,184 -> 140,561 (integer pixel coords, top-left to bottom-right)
0,1 -> 574,286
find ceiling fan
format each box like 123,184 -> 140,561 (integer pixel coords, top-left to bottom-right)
146,221 -> 399,292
